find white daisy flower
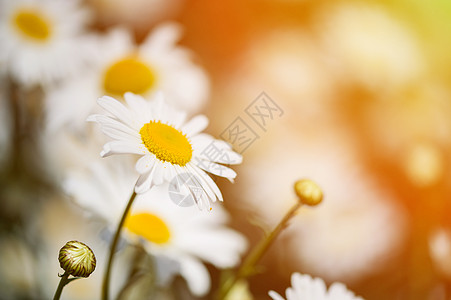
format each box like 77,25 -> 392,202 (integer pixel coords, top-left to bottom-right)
269,273 -> 364,300
64,157 -> 247,296
0,0 -> 92,87
45,23 -> 209,132
88,92 -> 242,209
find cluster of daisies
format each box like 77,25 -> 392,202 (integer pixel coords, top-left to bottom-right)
0,0 -> 365,299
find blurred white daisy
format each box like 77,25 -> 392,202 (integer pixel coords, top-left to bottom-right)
240,127 -> 406,282
0,234 -> 38,299
40,127 -> 107,186
362,81 -> 451,159
88,92 -> 242,209
269,273 -> 364,300
64,157 -> 247,296
429,228 -> 451,279
402,141 -> 445,188
45,23 -> 209,132
240,28 -> 336,124
0,0 -> 92,87
315,2 -> 424,93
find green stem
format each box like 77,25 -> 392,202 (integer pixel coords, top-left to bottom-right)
102,190 -> 137,300
53,272 -> 70,300
217,202 -> 302,300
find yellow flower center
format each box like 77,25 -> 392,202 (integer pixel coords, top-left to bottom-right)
125,213 -> 171,244
140,121 -> 192,166
103,57 -> 156,96
13,9 -> 51,41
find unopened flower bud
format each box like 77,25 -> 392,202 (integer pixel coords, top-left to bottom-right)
58,240 -> 96,278
294,179 -> 323,206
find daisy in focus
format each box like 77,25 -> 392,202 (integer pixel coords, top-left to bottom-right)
0,0 -> 92,87
269,273 -> 364,300
45,23 -> 209,132
88,92 -> 242,209
64,157 -> 247,296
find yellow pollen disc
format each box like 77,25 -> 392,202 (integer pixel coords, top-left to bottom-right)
13,9 -> 51,41
103,57 -> 156,96
140,121 -> 192,166
125,213 -> 171,244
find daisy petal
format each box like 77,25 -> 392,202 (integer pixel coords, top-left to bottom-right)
179,255 -> 211,297
86,114 -> 101,122
101,141 -> 145,157
140,22 -> 183,54
100,123 -> 141,142
214,150 -> 243,165
182,115 -> 209,136
196,161 -> 237,181
94,115 -> 139,137
135,170 -> 153,194
162,161 -> 177,181
152,163 -> 165,186
269,273 -> 363,300
268,291 -> 285,300
188,164 -> 223,202
123,92 -> 151,126
97,96 -> 133,125
185,164 -> 216,203
152,92 -> 168,122
136,155 -> 155,174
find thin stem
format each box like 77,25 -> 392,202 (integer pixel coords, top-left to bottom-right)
217,202 -> 302,300
53,272 -> 70,300
6,76 -> 22,175
102,190 -> 137,300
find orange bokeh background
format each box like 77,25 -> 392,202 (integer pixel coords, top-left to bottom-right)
2,0 -> 451,299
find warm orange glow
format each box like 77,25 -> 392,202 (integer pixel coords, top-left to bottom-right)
4,0 -> 451,299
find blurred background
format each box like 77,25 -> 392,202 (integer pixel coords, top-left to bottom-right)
1,0 -> 451,299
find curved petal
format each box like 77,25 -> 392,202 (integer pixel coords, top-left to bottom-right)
123,92 -> 151,126
196,161 -> 237,181
101,126 -> 141,143
176,227 -> 247,268
97,96 -> 133,125
101,141 -> 145,157
268,291 -> 285,300
152,162 -> 165,186
178,255 -> 211,296
182,115 -> 209,137
135,167 -> 155,194
188,164 -> 223,202
151,92 -> 168,121
135,155 -> 155,174
185,164 -> 216,204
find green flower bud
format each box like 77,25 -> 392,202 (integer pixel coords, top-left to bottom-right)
58,240 -> 96,278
